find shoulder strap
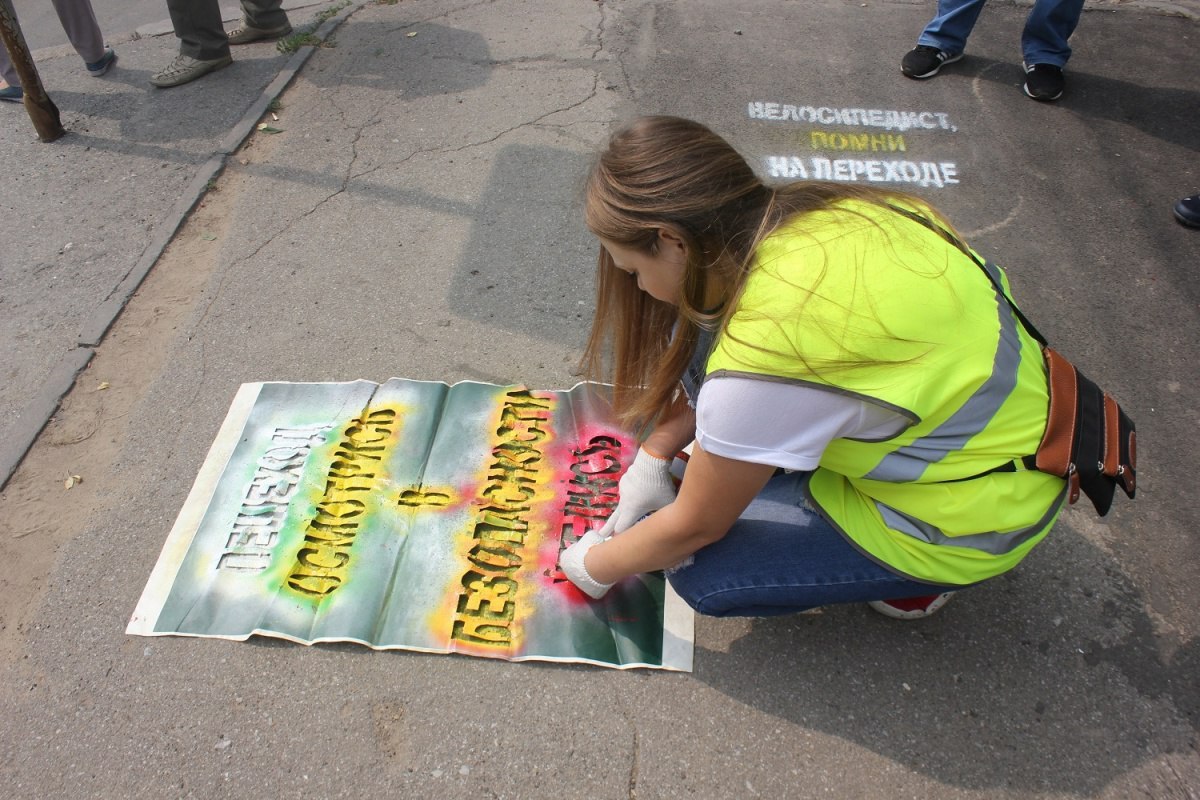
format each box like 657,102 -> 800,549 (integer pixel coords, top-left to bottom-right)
885,204 -> 1049,347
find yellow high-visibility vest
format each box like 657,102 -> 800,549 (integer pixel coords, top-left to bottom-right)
705,200 -> 1066,585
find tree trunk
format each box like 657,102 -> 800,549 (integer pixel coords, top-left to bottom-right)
0,0 -> 65,142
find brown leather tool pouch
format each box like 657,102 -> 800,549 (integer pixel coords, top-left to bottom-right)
1033,347 -> 1137,516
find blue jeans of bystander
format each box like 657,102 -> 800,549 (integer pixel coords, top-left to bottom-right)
916,0 -> 1085,67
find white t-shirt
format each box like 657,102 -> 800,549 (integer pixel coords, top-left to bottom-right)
695,376 -> 910,472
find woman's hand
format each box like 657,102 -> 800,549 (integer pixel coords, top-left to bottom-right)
567,445 -> 777,593
596,398 -> 698,537
596,447 -> 678,538
559,531 -> 613,599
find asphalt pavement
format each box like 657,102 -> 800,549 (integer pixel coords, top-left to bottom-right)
0,0 -> 1197,797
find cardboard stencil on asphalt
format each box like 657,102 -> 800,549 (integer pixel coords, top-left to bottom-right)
127,379 -> 694,671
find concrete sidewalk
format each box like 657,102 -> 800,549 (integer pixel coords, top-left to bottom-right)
0,0 -> 346,490
0,0 -> 1197,797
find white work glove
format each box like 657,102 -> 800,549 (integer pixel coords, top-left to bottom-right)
597,447 -> 677,538
559,531 -> 613,599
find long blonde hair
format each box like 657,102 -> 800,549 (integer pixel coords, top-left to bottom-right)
581,115 -> 949,428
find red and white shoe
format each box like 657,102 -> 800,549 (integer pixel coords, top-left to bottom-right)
868,592 -> 954,620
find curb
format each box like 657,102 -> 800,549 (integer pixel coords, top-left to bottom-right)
0,0 -> 370,492
0,348 -> 95,492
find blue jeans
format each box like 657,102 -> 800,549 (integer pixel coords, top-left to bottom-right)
917,0 -> 1085,67
665,472 -> 955,617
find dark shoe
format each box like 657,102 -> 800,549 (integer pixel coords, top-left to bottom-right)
226,19 -> 293,45
868,592 -> 954,619
1023,63 -> 1064,101
86,46 -> 117,76
151,53 -> 233,88
901,45 -> 963,79
0,85 -> 23,102
1175,194 -> 1200,229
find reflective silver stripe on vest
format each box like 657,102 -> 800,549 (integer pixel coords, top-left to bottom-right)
876,487 -> 1064,555
864,263 -> 1021,483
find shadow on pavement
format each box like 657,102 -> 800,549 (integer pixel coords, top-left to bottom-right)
962,55 -> 1200,153
692,520 -> 1198,794
148,138 -> 598,350
448,143 -> 597,342
301,21 -> 491,98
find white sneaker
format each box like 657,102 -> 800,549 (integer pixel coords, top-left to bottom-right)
151,53 -> 233,88
867,592 -> 955,619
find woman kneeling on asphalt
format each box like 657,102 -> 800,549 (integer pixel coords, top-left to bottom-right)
559,116 -> 1067,619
